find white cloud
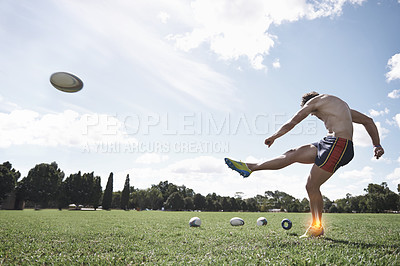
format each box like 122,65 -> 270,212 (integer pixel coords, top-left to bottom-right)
0,109 -> 137,148
169,0 -> 365,69
394,114 -> 400,128
369,108 -> 389,117
167,156 -> 225,174
386,167 -> 400,186
0,94 -> 20,112
386,53 -> 400,82
385,118 -> 396,126
353,122 -> 389,147
339,166 -> 374,183
158,11 -> 170,24
135,153 -> 169,164
370,156 -> 391,164
272,58 -> 281,69
251,55 -> 267,70
388,89 -> 400,99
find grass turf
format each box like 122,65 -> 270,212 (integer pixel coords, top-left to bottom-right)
0,210 -> 399,264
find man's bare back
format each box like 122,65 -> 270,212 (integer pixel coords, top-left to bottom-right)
306,94 -> 353,140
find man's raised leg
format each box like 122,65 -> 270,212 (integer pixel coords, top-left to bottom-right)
247,144 -> 316,171
225,144 -> 316,178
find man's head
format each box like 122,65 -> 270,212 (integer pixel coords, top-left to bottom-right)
301,91 -> 319,107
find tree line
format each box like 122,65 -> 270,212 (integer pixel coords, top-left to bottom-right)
1,161 -> 399,212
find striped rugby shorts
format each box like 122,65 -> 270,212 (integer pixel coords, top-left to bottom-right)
312,136 -> 354,173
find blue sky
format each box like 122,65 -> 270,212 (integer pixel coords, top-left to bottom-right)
1,0 -> 399,200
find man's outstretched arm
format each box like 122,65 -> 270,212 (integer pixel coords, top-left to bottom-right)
351,109 -> 384,159
265,104 -> 314,147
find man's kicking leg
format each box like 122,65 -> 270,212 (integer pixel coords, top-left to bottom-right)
248,144 -> 317,171
225,144 -> 316,177
300,164 -> 333,238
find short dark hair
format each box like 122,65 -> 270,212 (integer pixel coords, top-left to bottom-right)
301,91 -> 319,107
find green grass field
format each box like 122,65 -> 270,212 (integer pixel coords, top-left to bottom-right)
1,210 -> 399,265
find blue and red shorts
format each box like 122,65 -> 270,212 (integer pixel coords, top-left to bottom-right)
312,136 -> 354,173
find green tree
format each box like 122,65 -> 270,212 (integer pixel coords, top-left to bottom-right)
59,171 -> 101,208
18,162 -> 64,208
335,198 -> 351,213
214,200 -> 222,212
184,197 -> 194,210
193,193 -> 206,210
220,197 -> 231,211
165,192 -> 184,210
132,189 -> 149,210
178,185 -> 194,198
147,187 -> 164,210
286,198 -> 301,212
61,172 -> 83,206
120,174 -> 130,210
300,198 -> 310,212
205,195 -> 216,211
383,189 -> 399,211
245,198 -> 259,212
348,195 -> 365,213
128,187 -> 136,209
237,198 -> 247,211
358,196 -> 368,212
328,204 -> 338,213
152,181 -> 178,202
81,172 -> 102,207
205,193 -> 220,211
229,197 -> 238,211
265,190 -> 300,211
234,192 -> 244,199
323,195 -> 333,212
111,191 -> 121,209
0,161 -> 21,201
130,187 -> 163,210
90,174 -> 102,209
102,172 -> 113,210
364,183 -> 395,212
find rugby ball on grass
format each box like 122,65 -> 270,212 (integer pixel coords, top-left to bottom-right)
257,217 -> 268,226
189,217 -> 201,227
230,217 -> 245,226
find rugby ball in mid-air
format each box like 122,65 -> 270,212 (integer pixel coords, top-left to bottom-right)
230,217 -> 245,226
189,217 -> 201,227
50,72 -> 83,93
257,217 -> 268,226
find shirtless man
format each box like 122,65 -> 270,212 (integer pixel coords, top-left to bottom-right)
225,92 -> 384,238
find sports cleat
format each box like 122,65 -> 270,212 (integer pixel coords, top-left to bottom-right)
299,225 -> 325,239
224,158 -> 252,178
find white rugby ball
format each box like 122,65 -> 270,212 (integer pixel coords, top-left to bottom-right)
257,217 -> 268,226
189,217 -> 201,227
230,217 -> 245,226
50,72 -> 83,93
